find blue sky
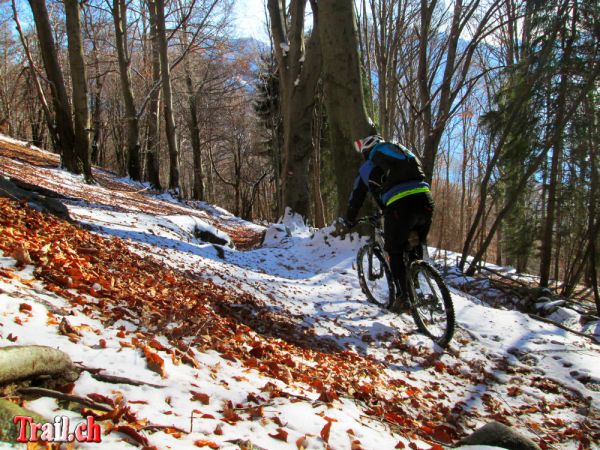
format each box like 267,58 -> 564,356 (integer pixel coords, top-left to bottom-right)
233,0 -> 269,42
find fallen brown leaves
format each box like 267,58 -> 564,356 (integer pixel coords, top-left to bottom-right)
0,141 -> 263,249
0,197 -> 597,449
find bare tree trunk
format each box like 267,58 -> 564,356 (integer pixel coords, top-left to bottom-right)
65,0 -> 92,181
592,240 -> 600,316
113,0 -> 142,181
27,0 -> 76,171
91,71 -> 103,165
416,0 -> 503,183
587,98 -> 600,315
155,0 -> 180,192
178,15 -> 204,201
145,0 -> 162,190
311,87 -> 326,227
267,0 -> 322,217
87,16 -> 105,167
319,0 -> 377,216
187,69 -> 204,201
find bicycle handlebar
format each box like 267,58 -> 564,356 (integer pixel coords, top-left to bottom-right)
355,214 -> 383,228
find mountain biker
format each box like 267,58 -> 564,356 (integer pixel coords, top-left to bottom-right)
341,135 -> 435,313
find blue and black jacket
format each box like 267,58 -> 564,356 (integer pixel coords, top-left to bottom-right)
346,142 -> 430,223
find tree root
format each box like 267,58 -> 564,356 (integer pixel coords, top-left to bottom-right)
17,387 -> 112,412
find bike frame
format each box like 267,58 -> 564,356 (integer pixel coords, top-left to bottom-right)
359,214 -> 421,298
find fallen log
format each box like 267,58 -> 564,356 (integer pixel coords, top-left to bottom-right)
0,176 -> 70,220
0,345 -> 79,385
0,398 -> 47,442
528,314 -> 599,345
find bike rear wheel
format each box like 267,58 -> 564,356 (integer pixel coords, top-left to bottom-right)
408,261 -> 455,347
356,244 -> 394,308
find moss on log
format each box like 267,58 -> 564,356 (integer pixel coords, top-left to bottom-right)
0,398 -> 46,442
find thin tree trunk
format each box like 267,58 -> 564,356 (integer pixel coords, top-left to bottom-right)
113,0 -> 142,181
311,88 -> 325,227
11,0 -> 58,152
187,70 -> 204,201
539,5 -> 576,287
179,17 -> 204,201
588,97 -> 600,315
145,0 -> 162,190
155,0 -> 180,191
91,75 -> 103,165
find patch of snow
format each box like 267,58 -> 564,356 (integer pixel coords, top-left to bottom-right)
0,133 -> 49,155
548,306 -> 580,326
279,207 -> 311,238
262,223 -> 291,247
535,299 -> 566,312
165,214 -> 233,247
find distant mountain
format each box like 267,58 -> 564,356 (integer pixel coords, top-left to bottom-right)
230,37 -> 269,55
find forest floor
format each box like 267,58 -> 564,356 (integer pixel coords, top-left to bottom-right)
0,134 -> 599,450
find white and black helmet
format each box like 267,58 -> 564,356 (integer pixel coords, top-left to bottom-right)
353,135 -> 384,155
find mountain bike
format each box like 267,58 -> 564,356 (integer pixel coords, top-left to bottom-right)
355,214 -> 455,347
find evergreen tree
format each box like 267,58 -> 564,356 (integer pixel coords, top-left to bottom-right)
254,52 -> 283,216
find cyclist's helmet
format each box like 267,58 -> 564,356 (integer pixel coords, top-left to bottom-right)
354,134 -> 384,157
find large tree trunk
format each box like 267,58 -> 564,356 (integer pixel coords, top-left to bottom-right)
155,0 -> 180,191
113,0 -> 142,181
319,0 -> 376,216
64,0 -> 92,181
27,0 -> 76,171
145,0 -> 162,190
267,0 -> 322,217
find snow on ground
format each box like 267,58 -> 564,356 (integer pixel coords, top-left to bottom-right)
1,136 -> 599,449
0,257 -> 416,449
69,202 -> 600,404
60,199 -> 600,448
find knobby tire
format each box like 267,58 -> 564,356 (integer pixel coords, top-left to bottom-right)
408,260 -> 455,347
356,244 -> 394,308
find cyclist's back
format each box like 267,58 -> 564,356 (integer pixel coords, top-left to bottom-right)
344,135 -> 435,311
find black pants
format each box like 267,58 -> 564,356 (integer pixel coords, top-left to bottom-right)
383,192 -> 434,296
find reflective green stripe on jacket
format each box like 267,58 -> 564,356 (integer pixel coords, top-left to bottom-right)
385,186 -> 430,206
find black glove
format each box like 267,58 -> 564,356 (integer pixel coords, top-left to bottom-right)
341,218 -> 355,229
331,217 -> 353,236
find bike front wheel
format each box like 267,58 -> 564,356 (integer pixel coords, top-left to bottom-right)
408,261 -> 455,347
356,244 -> 394,308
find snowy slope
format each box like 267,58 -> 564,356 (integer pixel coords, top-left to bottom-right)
1,134 -> 599,449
